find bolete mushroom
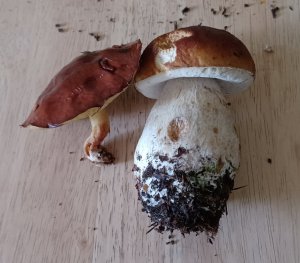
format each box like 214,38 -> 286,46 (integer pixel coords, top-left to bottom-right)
133,26 -> 255,236
22,40 -> 142,164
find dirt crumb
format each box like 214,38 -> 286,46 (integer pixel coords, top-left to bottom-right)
210,8 -> 217,15
89,32 -> 103,41
182,7 -> 190,15
264,45 -> 274,53
271,6 -> 280,18
58,28 -> 68,33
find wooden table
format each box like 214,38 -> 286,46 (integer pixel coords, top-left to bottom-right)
1,0 -> 299,262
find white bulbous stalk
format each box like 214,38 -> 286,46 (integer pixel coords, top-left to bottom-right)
134,77 -> 239,178
133,77 -> 240,234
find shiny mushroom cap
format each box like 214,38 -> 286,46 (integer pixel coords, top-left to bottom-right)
135,26 -> 255,99
22,40 -> 142,128
22,40 -> 142,164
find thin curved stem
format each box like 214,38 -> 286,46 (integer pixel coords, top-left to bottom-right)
84,109 -> 115,164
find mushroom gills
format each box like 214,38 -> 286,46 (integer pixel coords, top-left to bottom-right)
134,77 -> 240,235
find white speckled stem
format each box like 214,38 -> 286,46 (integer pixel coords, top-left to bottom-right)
134,77 -> 240,178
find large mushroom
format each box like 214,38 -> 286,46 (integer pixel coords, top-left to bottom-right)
22,40 -> 142,164
133,26 -> 255,236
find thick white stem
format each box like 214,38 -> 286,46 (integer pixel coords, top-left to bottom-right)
134,78 -> 241,234
134,77 -> 239,177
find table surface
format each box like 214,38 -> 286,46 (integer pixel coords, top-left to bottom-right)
1,0 -> 300,262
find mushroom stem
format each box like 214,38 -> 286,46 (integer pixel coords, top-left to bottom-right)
84,109 -> 115,164
134,77 -> 239,234
135,77 -> 239,168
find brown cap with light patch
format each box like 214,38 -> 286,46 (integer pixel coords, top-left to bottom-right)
135,26 -> 255,82
135,26 -> 255,99
22,40 -> 142,128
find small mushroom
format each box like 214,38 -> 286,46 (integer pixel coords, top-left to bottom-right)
133,26 -> 255,236
22,40 -> 142,164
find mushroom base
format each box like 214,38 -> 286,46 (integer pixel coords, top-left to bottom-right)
135,162 -> 235,236
85,144 -> 115,164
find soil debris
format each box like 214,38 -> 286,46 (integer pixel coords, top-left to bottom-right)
166,240 -> 177,245
271,6 -> 280,18
174,21 -> 178,30
211,6 -> 231,17
210,8 -> 217,15
182,7 -> 190,15
89,32 -> 103,41
221,7 -> 230,17
58,28 -> 68,33
55,23 -> 68,33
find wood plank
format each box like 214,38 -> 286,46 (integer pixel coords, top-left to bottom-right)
0,0 -> 299,262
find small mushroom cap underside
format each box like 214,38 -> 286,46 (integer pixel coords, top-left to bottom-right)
22,40 -> 142,128
135,26 -> 255,99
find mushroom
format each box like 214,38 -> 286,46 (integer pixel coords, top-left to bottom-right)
133,26 -> 255,236
22,40 -> 142,164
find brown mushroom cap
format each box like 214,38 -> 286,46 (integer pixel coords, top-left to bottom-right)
135,26 -> 255,98
22,40 -> 142,128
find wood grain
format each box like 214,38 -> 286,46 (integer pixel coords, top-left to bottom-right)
1,0 -> 300,262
